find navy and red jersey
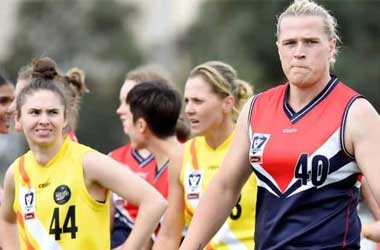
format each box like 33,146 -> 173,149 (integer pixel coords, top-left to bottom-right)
109,143 -> 168,227
248,76 -> 363,250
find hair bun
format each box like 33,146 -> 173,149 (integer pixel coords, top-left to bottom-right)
31,57 -> 58,80
66,68 -> 89,95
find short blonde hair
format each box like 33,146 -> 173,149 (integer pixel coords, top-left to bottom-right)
276,0 -> 341,65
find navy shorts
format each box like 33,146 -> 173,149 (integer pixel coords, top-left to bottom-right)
111,219 -> 132,249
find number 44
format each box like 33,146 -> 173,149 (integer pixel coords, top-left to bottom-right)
49,205 -> 78,240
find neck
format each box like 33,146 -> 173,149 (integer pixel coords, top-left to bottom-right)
204,119 -> 235,149
146,135 -> 181,170
288,74 -> 331,112
29,137 -> 65,166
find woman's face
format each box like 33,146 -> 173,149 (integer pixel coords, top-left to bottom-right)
16,90 -> 67,147
184,76 -> 226,137
0,83 -> 14,133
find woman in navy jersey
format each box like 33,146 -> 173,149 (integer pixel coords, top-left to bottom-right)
180,0 -> 380,250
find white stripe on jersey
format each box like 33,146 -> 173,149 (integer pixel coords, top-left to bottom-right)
19,185 -> 61,250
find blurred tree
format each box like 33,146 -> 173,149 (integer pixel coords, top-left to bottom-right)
0,0 -> 143,153
179,0 -> 380,109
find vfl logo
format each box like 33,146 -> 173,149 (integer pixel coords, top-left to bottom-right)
23,190 -> 35,220
188,172 -> 202,193
24,191 -> 34,211
250,133 -> 270,164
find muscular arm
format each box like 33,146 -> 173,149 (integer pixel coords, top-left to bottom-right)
179,102 -> 253,250
83,152 -> 167,250
0,166 -> 20,250
153,149 -> 185,250
346,99 -> 380,207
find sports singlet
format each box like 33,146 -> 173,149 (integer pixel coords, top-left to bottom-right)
248,76 -> 362,250
13,137 -> 110,250
181,132 -> 257,250
110,144 -> 168,229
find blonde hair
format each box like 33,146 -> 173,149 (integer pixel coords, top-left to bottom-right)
276,0 -> 341,65
189,61 -> 253,121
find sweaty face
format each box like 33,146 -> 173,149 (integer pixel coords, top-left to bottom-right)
184,76 -> 226,137
16,90 -> 67,147
0,83 -> 14,133
277,15 -> 335,88
116,80 -> 137,136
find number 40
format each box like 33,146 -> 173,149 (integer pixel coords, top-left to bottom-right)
295,153 -> 329,186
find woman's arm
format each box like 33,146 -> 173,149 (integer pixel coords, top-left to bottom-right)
346,99 -> 380,206
83,152 -> 167,250
153,149 -> 185,250
0,166 -> 20,250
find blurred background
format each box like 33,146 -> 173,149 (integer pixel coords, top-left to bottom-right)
0,1 -> 379,247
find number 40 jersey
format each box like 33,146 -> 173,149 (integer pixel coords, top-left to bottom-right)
248,76 -> 362,250
12,137 -> 110,250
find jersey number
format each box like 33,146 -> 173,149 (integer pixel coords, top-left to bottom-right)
295,153 -> 329,186
230,194 -> 242,220
49,205 -> 78,240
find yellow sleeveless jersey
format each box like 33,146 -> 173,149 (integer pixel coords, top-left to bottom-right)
180,132 -> 257,250
12,137 -> 110,250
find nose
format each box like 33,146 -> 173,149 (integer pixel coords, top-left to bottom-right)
116,103 -> 126,115
38,113 -> 50,125
6,99 -> 16,117
185,101 -> 195,116
294,43 -> 306,59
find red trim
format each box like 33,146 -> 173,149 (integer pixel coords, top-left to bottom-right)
190,140 -> 199,170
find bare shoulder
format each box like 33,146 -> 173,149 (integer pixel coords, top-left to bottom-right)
345,97 -> 380,158
346,98 -> 380,138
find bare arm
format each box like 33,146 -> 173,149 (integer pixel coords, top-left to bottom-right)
153,149 -> 185,250
0,166 -> 20,250
83,152 -> 167,250
346,99 -> 380,206
362,221 -> 380,242
361,177 -> 380,220
179,102 -> 253,250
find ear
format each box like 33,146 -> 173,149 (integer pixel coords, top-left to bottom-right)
276,40 -> 282,58
222,96 -> 234,114
14,113 -> 23,132
328,38 -> 337,62
136,118 -> 148,134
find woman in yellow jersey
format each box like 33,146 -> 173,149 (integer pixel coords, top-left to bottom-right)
154,61 -> 257,250
0,58 -> 167,250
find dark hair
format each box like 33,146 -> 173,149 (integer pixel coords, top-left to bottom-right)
125,65 -> 191,141
126,80 -> 182,139
16,57 -> 67,118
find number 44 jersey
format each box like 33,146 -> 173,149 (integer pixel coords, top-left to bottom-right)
248,76 -> 362,250
12,137 -> 110,250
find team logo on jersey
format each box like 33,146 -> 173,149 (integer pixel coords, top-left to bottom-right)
250,133 -> 270,164
188,171 -> 202,193
54,185 -> 71,205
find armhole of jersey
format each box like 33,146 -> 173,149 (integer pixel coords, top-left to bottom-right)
80,149 -> 110,209
179,139 -> 193,187
11,162 -> 18,213
247,94 -> 259,140
340,95 -> 365,160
